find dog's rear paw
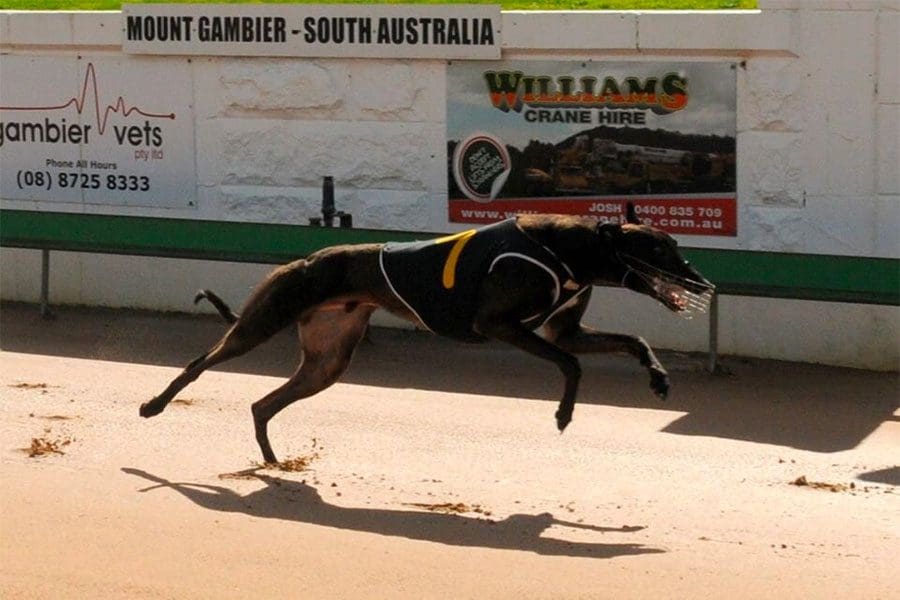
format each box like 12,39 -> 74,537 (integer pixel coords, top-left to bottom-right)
139,400 -> 165,418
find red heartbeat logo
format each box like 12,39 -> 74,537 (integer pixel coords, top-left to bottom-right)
0,62 -> 175,134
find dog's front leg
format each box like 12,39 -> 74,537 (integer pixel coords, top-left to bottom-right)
476,319 -> 582,432
543,291 -> 669,400
554,328 -> 669,400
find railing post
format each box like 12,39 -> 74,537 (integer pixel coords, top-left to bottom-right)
707,292 -> 719,373
40,249 -> 53,319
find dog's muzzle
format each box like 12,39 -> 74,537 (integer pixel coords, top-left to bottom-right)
619,254 -> 715,319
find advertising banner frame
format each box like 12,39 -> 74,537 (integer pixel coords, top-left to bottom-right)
0,55 -> 196,209
447,60 -> 738,236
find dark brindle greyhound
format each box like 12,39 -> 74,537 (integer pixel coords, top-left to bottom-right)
140,204 -> 713,464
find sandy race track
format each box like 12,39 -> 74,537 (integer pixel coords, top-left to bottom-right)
1,303 -> 898,599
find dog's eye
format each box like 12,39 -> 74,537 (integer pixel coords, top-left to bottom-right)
653,246 -> 663,255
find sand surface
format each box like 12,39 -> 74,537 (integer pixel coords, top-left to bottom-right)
1,303 -> 898,599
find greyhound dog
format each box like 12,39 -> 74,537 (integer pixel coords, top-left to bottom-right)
140,204 -> 713,464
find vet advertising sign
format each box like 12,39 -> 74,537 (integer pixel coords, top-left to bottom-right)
447,61 -> 738,236
123,4 -> 501,60
0,56 -> 195,208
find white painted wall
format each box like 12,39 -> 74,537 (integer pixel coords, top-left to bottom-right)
2,2 -> 898,370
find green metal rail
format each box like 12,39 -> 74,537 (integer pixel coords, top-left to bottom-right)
2,209 -> 897,305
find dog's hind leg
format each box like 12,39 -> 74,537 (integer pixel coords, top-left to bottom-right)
543,288 -> 670,400
142,259 -> 331,419
251,305 -> 374,464
140,321 -> 274,418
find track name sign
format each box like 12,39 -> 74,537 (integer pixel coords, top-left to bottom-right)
122,4 -> 501,60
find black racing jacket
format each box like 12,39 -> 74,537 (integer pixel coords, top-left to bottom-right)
379,218 -> 588,343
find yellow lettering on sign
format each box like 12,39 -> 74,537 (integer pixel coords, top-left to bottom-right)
434,229 -> 477,289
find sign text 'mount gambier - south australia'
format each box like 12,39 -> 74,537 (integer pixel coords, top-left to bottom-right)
122,4 -> 502,60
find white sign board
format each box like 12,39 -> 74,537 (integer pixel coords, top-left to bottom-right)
0,56 -> 195,208
122,3 -> 501,59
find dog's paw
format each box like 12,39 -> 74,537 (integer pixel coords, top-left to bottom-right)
650,370 -> 670,400
139,399 -> 165,418
555,409 -> 573,433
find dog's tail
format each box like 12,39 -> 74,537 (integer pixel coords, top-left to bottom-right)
194,289 -> 239,324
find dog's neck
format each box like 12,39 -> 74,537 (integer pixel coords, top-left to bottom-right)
515,215 -> 625,287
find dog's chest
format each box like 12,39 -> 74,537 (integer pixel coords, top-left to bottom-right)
379,219 -> 581,342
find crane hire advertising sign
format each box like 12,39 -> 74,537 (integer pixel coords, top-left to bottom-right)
448,61 -> 738,236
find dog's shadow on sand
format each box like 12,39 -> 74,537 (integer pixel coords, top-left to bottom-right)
122,467 -> 663,560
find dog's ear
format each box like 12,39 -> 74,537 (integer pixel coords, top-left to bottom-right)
596,222 -> 622,252
625,202 -> 641,225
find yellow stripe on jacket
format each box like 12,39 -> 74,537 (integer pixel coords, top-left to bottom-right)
433,229 -> 477,289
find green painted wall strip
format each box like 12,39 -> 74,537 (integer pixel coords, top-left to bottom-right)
2,209 -> 897,305
681,248 -> 899,305
0,209 -> 430,264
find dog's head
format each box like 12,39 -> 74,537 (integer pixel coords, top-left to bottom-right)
597,204 -> 715,317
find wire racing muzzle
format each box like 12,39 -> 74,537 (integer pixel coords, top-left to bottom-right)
619,253 -> 715,319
